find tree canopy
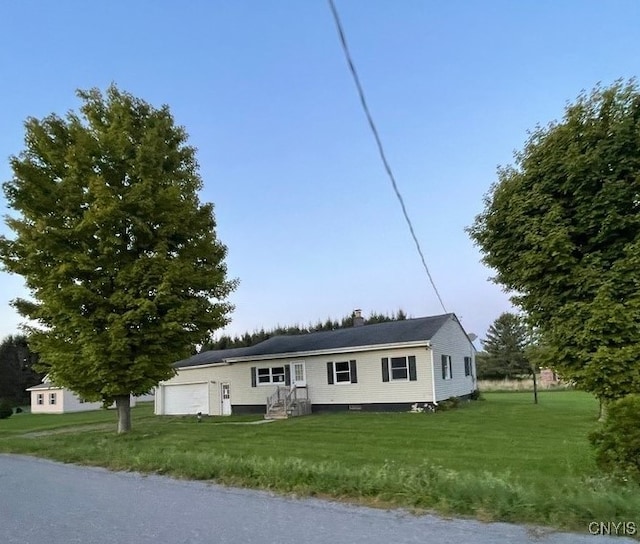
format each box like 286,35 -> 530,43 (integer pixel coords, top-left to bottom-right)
468,80 -> 640,402
0,85 -> 237,431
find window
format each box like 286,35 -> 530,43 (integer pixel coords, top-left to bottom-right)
327,360 -> 358,384
390,357 -> 408,380
256,366 -> 286,385
49,392 -> 57,405
464,356 -> 472,377
36,393 -> 44,405
334,361 -> 351,383
441,355 -> 452,380
382,356 -> 417,382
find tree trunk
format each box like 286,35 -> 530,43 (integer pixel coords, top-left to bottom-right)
115,395 -> 131,434
598,398 -> 608,421
532,370 -> 538,404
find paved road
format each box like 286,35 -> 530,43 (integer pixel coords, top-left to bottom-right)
0,454 -> 635,544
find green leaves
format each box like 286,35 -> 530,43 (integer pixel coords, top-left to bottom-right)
589,394 -> 640,483
469,79 -> 640,400
0,85 -> 236,413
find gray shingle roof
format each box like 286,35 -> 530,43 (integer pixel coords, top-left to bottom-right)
176,314 -> 454,369
174,346 -> 259,369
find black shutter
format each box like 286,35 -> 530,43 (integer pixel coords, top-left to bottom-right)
349,360 -> 358,383
327,362 -> 334,384
251,367 -> 257,387
285,365 -> 291,386
441,355 -> 447,379
408,356 -> 417,381
382,358 -> 389,382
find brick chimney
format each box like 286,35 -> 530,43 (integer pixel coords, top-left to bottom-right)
353,309 -> 365,327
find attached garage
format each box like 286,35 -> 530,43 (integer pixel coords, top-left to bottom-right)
160,382 -> 209,415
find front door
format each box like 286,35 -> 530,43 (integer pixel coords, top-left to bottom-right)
221,383 -> 231,416
290,362 -> 306,387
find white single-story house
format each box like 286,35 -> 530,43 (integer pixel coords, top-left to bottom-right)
155,313 -> 477,417
26,378 -> 150,414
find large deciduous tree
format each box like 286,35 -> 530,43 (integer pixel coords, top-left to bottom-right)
468,80 -> 640,404
0,85 -> 237,432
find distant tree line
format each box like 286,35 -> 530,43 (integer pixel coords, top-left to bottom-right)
0,334 -> 44,406
201,309 -> 408,351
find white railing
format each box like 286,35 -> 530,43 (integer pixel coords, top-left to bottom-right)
266,386 -> 311,417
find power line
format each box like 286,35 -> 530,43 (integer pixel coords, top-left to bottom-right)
327,0 -> 447,314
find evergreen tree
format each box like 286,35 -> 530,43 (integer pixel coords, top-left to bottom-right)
0,334 -> 42,405
479,313 -> 531,380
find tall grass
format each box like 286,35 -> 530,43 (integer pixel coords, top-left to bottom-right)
477,378 -> 572,392
1,392 -> 637,533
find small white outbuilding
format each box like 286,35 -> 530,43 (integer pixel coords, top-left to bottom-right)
26,378 -> 141,414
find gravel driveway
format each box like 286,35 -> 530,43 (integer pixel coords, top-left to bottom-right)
0,454 -> 635,544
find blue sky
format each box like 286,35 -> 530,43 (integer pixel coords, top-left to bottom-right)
1,1 -> 639,344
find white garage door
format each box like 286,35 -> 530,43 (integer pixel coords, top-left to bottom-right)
163,383 -> 209,415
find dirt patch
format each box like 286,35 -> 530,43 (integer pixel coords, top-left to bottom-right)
21,423 -> 114,438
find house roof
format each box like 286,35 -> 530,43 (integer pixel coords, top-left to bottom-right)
175,313 -> 456,369
174,346 -> 258,369
26,382 -> 58,391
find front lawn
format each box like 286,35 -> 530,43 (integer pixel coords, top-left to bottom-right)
1,392 -> 637,534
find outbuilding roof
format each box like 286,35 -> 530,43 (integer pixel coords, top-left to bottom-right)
25,382 -> 58,391
175,313 -> 456,369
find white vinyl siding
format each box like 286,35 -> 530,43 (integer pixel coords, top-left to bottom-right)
160,346 -> 434,414
30,386 -> 127,413
157,316 -> 477,415
430,316 -> 477,401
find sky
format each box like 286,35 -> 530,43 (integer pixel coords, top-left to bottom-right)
0,0 -> 639,345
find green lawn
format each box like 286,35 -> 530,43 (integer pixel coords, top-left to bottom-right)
1,392 -> 637,533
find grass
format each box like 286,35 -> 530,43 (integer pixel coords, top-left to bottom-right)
477,378 -> 572,392
1,392 -> 637,534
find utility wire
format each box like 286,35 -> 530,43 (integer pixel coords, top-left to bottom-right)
327,0 -> 447,313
